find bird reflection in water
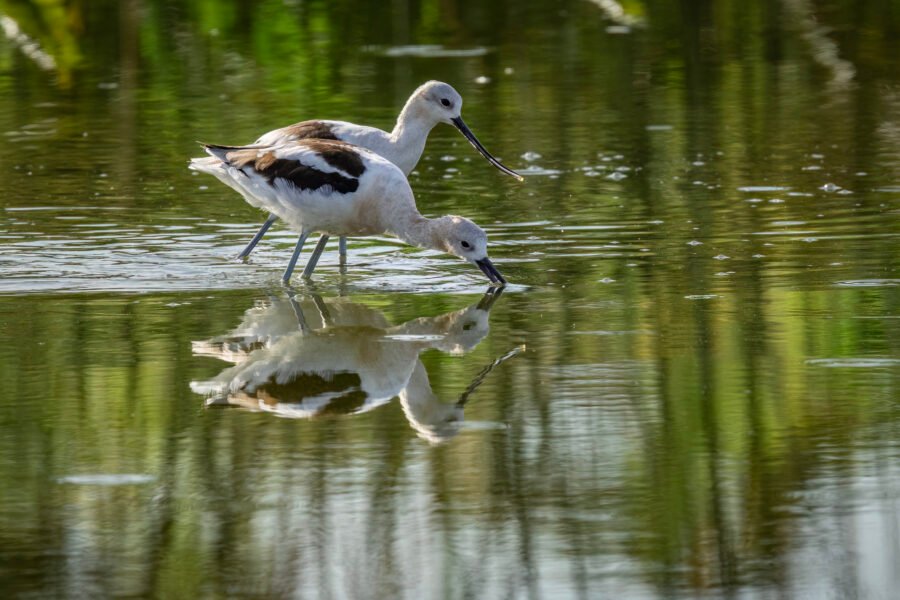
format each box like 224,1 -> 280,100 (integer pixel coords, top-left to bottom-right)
191,288 -> 520,443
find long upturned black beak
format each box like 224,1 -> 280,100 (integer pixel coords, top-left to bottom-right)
451,117 -> 523,181
476,257 -> 506,286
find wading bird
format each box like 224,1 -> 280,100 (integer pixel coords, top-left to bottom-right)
190,81 -> 521,270
190,139 -> 506,284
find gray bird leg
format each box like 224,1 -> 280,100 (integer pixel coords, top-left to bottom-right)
339,236 -> 348,266
302,234 -> 329,278
282,232 -> 310,282
237,214 -> 278,259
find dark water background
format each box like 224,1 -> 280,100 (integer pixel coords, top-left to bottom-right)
1,1 -> 899,598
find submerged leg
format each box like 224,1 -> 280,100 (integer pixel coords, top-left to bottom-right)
338,236 -> 348,266
237,214 -> 278,259
310,293 -> 333,326
302,234 -> 329,279
282,232 -> 310,283
287,294 -> 309,333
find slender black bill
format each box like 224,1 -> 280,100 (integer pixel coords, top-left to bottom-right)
476,257 -> 506,285
451,117 -> 524,181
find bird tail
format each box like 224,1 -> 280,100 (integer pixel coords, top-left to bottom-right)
187,145 -> 270,208
196,142 -> 267,163
189,142 -> 258,172
188,155 -> 220,172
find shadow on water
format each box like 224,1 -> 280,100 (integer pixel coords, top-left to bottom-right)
191,287 -> 520,443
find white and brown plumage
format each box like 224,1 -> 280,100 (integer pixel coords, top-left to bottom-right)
190,81 -> 521,269
189,138 -> 506,284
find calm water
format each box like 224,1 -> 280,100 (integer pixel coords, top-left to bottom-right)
1,1 -> 900,598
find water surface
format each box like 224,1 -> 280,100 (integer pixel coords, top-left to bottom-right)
1,1 -> 899,598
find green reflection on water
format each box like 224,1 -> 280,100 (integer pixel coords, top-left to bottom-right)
1,0 -> 899,598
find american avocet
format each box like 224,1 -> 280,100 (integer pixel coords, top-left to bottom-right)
191,288 -> 514,442
191,81 -> 521,269
190,139 -> 506,284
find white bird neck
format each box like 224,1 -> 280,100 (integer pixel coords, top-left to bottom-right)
389,213 -> 445,254
399,361 -> 463,443
388,101 -> 438,174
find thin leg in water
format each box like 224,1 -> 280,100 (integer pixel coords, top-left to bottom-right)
237,214 -> 278,260
302,234 -> 329,279
339,236 -> 348,266
282,232 -> 310,283
310,294 -> 333,327
287,294 -> 310,333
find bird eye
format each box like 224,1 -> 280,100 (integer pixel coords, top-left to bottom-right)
440,98 -> 451,108
461,240 -> 471,249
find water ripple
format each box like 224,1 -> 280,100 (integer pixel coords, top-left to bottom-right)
834,279 -> 900,288
806,358 -> 900,368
